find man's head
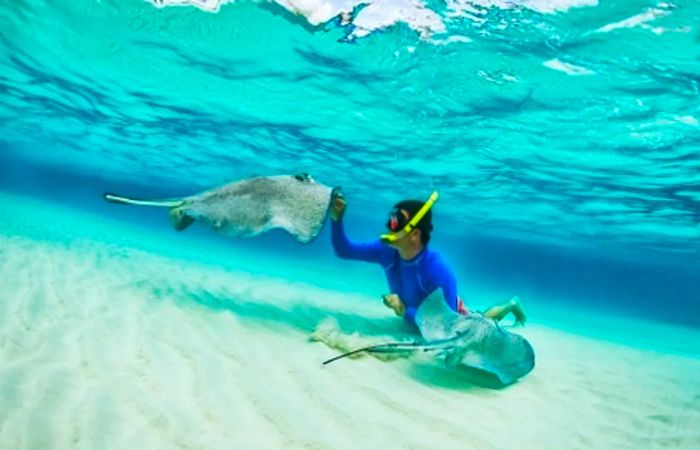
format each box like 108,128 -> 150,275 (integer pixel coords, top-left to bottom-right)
380,191 -> 437,248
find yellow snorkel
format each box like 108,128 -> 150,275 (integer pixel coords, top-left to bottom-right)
380,191 -> 439,243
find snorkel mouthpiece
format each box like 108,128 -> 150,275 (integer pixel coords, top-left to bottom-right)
380,191 -> 438,243
379,232 -> 402,244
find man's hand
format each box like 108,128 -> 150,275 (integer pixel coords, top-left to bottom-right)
331,192 -> 346,221
382,293 -> 406,317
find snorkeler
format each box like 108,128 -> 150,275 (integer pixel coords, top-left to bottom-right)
330,191 -> 526,326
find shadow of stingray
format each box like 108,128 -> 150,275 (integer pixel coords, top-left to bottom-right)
174,287 -> 512,390
408,361 -> 509,390
185,287 -> 411,338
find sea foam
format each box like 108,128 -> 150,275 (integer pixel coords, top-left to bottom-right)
149,0 -> 599,39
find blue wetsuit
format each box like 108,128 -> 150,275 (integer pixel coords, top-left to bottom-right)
331,220 -> 461,325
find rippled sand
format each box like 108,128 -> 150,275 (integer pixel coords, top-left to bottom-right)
1,193 -> 699,449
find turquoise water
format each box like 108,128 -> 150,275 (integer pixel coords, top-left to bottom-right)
1,0 -> 699,325
2,3 -> 700,448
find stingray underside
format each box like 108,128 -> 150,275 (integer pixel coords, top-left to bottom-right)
179,174 -> 336,243
104,174 -> 336,242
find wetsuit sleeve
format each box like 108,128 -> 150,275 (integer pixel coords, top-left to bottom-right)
402,277 -> 459,323
433,257 -> 459,313
331,220 -> 384,263
405,306 -> 419,324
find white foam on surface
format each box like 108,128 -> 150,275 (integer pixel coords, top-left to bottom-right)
150,0 -> 446,37
149,0 -> 599,39
595,5 -> 673,34
150,0 -> 234,13
543,58 -> 594,75
428,34 -> 472,46
447,0 -> 597,15
349,0 -> 446,39
274,0 -> 360,25
674,115 -> 699,126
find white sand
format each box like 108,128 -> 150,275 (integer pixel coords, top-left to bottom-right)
1,193 -> 699,450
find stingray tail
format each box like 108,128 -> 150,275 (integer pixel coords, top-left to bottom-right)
104,193 -> 195,231
322,332 -> 470,366
322,341 -> 422,365
104,193 -> 184,208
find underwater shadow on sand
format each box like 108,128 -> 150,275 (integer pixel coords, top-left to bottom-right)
186,287 -> 405,335
407,361 -> 515,390
176,287 -> 514,390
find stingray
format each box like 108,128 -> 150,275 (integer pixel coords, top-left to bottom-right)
323,290 -> 536,386
104,173 -> 339,243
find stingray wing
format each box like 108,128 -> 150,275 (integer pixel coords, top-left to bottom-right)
185,174 -> 337,243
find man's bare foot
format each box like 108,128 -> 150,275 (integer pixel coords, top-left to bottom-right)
509,297 -> 527,326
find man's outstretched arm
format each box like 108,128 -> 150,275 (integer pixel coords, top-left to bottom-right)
330,193 -> 383,263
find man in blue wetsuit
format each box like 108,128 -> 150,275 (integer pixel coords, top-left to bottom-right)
330,191 -> 526,327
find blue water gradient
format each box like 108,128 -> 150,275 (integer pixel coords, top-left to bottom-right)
1,1 -> 698,326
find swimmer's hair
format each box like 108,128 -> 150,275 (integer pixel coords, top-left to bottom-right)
394,199 -> 433,245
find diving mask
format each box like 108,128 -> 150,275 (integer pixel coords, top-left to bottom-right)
380,191 -> 438,243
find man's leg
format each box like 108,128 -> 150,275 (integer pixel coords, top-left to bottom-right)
483,297 -> 527,325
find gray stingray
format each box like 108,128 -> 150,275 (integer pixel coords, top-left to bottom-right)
105,173 -> 339,243
323,290 -> 535,386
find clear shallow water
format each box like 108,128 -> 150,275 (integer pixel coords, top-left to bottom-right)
1,0 -> 699,325
2,195 -> 698,449
1,4 -> 700,447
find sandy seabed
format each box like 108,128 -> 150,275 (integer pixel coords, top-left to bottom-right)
1,193 -> 699,450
